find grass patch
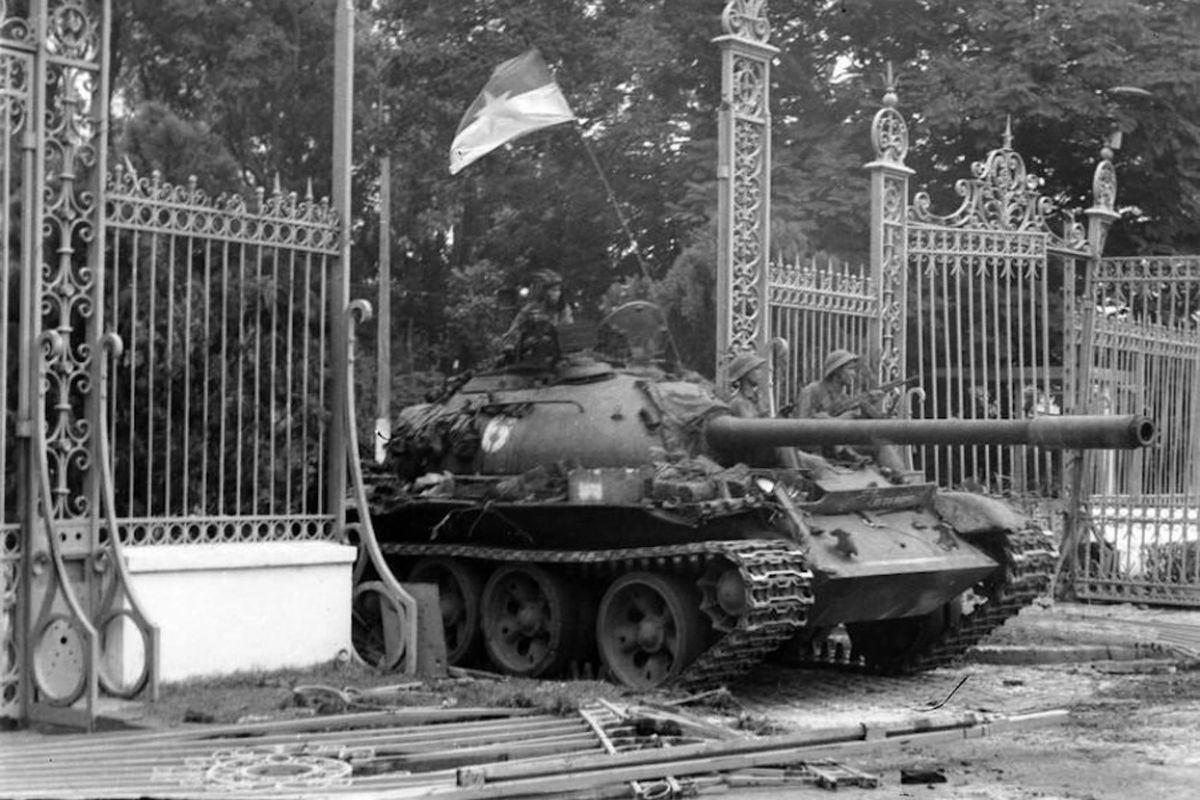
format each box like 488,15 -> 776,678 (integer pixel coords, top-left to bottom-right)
137,659 -> 632,728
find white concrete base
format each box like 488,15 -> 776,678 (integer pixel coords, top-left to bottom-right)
111,541 -> 357,685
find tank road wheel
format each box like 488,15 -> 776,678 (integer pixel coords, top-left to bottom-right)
481,564 -> 578,678
597,572 -> 707,690
408,557 -> 483,666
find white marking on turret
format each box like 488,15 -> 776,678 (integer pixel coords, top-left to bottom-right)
481,417 -> 515,453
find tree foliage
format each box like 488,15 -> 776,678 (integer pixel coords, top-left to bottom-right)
108,0 -> 1200,382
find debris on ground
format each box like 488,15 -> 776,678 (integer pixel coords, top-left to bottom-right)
0,680 -> 1073,799
900,766 -> 948,784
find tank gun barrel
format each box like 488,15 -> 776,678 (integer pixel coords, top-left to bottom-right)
704,414 -> 1155,452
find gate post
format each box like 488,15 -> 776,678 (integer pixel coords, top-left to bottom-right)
1060,147 -> 1119,583
328,0 -> 354,532
8,0 -> 162,730
864,71 -> 913,388
715,0 -> 777,387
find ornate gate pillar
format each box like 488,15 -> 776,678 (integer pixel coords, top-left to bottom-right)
715,0 -> 777,388
864,74 -> 914,387
7,0 -> 157,730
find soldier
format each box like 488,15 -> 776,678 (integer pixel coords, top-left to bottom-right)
725,351 -> 835,476
796,349 -> 883,419
796,349 -> 906,473
500,269 -> 574,366
727,351 -> 768,418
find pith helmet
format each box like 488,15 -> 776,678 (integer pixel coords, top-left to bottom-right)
822,349 -> 859,380
728,352 -> 767,384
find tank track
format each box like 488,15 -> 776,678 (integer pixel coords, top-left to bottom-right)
379,539 -> 814,688
910,522 -> 1057,670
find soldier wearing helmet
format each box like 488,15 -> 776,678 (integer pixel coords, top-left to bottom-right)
726,351 -> 768,419
795,349 -> 905,473
500,269 -> 574,366
724,350 -> 835,475
795,349 -> 872,419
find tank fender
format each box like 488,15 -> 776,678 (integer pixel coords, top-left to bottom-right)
932,490 -> 1030,534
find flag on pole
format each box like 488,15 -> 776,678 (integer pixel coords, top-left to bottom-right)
449,49 -> 576,175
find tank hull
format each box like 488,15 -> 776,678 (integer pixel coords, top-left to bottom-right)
363,355 -> 1133,686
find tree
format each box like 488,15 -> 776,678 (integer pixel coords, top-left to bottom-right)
111,101 -> 243,194
114,0 -> 339,194
108,0 -> 1200,384
800,0 -> 1200,255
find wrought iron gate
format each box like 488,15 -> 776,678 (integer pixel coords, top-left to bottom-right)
768,82 -> 1110,502
101,168 -> 339,540
768,256 -> 878,408
1067,256 -> 1200,606
0,0 -> 393,728
0,0 -> 165,728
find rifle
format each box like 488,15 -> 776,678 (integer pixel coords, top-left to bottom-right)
829,374 -> 919,418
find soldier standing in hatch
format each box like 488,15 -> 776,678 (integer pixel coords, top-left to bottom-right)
500,268 -> 574,365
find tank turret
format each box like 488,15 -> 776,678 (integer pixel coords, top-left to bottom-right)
359,302 -> 1155,689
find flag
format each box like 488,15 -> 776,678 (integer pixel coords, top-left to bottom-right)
449,49 -> 576,175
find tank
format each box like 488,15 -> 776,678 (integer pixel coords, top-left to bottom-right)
361,302 -> 1154,689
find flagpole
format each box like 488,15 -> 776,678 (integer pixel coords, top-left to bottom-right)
573,122 -> 686,369
574,123 -> 653,283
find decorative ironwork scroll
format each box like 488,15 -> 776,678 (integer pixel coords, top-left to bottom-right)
902,111 -> 1094,494
721,0 -> 771,43
865,75 -> 914,390
716,0 -> 777,383
3,0 -> 162,729
39,0 -> 104,522
911,118 -> 1088,253
0,0 -> 34,724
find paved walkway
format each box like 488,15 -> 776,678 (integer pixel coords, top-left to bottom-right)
971,599 -> 1200,663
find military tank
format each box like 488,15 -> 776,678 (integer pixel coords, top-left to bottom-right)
360,302 -> 1154,689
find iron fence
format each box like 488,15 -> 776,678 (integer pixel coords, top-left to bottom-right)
1072,256 -> 1200,606
768,256 -> 877,409
102,167 -> 341,542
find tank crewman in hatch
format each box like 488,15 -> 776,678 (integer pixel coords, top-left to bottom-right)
500,268 -> 574,366
795,349 -> 906,473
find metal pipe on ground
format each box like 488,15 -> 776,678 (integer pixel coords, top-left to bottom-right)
443,709 -> 1069,799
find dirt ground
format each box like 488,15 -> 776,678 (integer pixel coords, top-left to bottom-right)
719,601 -> 1200,799
8,602 -> 1200,799
723,660 -> 1200,799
